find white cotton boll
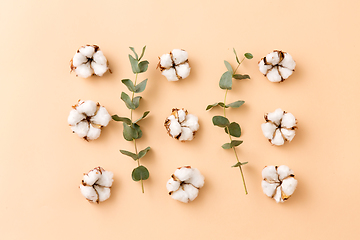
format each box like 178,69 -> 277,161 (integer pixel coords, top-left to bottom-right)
186,168 -> 205,188
80,185 -> 98,203
279,53 -> 296,70
166,178 -> 181,192
94,186 -> 111,202
68,109 -> 85,126
266,67 -> 282,82
171,49 -> 188,65
76,100 -> 97,116
261,180 -> 279,198
168,119 -> 182,137
71,120 -> 89,138
79,45 -> 95,58
96,171 -> 114,187
75,62 -> 93,78
160,53 -> 173,68
261,122 -> 276,139
278,66 -> 293,80
258,59 -> 272,75
183,184 -> 199,202
87,124 -> 101,140
171,188 -> 189,203
281,177 -> 298,196
91,106 -> 111,127
179,127 -> 194,141
91,62 -> 108,76
281,128 -> 296,142
162,68 -> 179,81
265,51 -> 280,65
277,165 -> 294,181
281,113 -> 296,128
175,62 -> 190,79
181,114 -> 199,132
72,52 -> 87,67
174,167 -> 193,182
262,166 -> 279,182
177,109 -> 186,123
92,50 -> 107,65
271,129 -> 285,146
83,168 -> 101,185
273,186 -> 284,203
266,108 -> 284,126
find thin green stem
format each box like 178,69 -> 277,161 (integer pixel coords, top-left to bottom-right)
233,57 -> 245,74
224,89 -> 228,117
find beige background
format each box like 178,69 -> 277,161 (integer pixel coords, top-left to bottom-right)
1,0 -> 360,239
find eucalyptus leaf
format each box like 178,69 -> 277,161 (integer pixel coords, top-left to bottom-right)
123,122 -> 137,141
121,79 -> 136,92
233,74 -> 250,80
219,71 -> 232,90
230,140 -> 243,147
138,61 -> 149,73
212,116 -> 230,128
225,122 -> 241,137
226,100 -> 245,108
224,61 -> 233,74
218,102 -> 228,108
132,165 -> 149,181
244,53 -> 253,59
206,102 -> 219,110
138,46 -> 146,61
132,96 -> 142,109
120,150 -> 138,160
233,48 -> 240,64
221,143 -> 231,149
129,54 -> 140,73
138,147 -> 150,159
134,111 -> 150,124
135,79 -> 147,93
112,115 -> 132,125
231,162 -> 248,168
132,123 -> 143,139
121,92 -> 135,109
129,47 -> 139,60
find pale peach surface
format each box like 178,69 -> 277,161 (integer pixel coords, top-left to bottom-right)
1,0 -> 360,239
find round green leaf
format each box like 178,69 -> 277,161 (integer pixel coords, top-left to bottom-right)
244,53 -> 253,59
221,143 -> 232,149
135,79 -> 148,93
224,61 -> 233,74
226,100 -> 245,108
219,71 -> 232,90
225,122 -> 241,137
212,116 -> 230,128
132,166 -> 149,181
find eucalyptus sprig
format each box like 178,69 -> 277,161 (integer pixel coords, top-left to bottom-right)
206,48 -> 253,194
112,46 -> 150,193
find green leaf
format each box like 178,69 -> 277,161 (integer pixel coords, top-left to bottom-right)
135,79 -> 147,93
138,146 -> 150,159
132,123 -> 143,139
112,115 -> 132,125
123,122 -> 137,141
120,150 -> 138,160
231,140 -> 243,147
132,96 -> 142,109
233,74 -> 250,80
206,102 -> 219,110
138,46 -> 146,61
219,71 -> 232,90
225,122 -> 241,137
129,47 -> 139,60
212,116 -> 230,128
218,102 -> 228,108
224,61 -> 233,74
134,111 -> 150,124
231,162 -> 248,168
226,100 -> 245,108
129,54 -> 140,73
233,48 -> 240,64
121,92 -> 135,109
121,79 -> 136,92
221,143 -> 232,149
138,61 -> 149,73
132,165 -> 149,181
244,53 -> 253,59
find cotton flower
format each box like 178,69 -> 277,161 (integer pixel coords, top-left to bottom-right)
158,49 -> 191,81
80,166 -> 114,203
164,108 -> 199,141
68,100 -> 111,141
261,165 -> 297,203
70,45 -> 110,78
261,108 -> 297,146
258,50 -> 296,82
166,166 -> 205,203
